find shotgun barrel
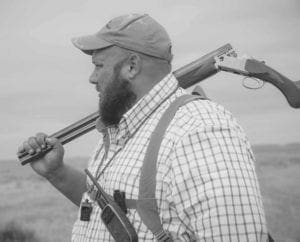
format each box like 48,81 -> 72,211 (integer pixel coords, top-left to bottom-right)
18,43 -> 234,165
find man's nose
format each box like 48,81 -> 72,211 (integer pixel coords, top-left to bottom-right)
89,71 -> 98,85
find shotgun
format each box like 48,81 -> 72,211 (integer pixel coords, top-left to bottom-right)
18,43 -> 300,165
18,43 -> 234,165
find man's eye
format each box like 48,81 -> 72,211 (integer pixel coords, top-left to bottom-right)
96,64 -> 103,68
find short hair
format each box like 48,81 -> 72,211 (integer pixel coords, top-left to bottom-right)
117,46 -> 172,70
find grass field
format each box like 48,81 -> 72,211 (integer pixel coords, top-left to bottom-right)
0,144 -> 299,241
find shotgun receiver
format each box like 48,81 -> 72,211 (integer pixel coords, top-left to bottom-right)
18,43 -> 300,165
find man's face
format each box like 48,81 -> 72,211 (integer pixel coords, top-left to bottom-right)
90,47 -> 137,126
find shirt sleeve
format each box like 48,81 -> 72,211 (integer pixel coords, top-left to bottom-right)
169,121 -> 268,241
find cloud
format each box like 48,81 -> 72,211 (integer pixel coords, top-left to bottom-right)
1,0 -> 300,159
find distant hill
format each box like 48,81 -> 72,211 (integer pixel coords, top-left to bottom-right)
4,143 -> 300,164
253,142 -> 300,154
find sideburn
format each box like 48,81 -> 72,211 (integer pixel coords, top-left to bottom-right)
99,60 -> 137,126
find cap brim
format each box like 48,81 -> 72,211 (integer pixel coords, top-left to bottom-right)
71,35 -> 113,55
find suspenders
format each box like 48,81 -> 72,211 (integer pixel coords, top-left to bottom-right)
137,93 -> 274,242
94,90 -> 273,241
137,94 -> 205,241
95,93 -> 206,241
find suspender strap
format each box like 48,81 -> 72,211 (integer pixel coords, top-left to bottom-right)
137,94 -> 204,241
88,93 -> 205,240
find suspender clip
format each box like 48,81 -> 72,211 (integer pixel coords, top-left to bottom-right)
114,190 -> 128,214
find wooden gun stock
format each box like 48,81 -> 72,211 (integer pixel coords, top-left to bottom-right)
18,43 -> 235,165
216,56 -> 300,108
244,59 -> 300,108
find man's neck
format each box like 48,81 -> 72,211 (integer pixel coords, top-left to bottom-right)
133,70 -> 171,102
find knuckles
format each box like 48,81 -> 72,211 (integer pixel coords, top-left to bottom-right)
20,133 -> 48,153
18,132 -> 62,157
28,136 -> 39,147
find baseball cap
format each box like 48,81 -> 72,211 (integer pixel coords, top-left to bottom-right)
71,13 -> 172,62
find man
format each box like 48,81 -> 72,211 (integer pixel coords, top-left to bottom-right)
18,14 -> 268,241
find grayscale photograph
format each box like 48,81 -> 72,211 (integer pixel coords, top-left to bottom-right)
0,0 -> 299,241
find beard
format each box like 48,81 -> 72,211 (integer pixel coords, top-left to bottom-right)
99,61 -> 137,127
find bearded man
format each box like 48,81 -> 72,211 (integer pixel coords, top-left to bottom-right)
18,14 -> 269,241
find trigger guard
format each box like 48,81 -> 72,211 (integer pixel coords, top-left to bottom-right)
242,77 -> 265,90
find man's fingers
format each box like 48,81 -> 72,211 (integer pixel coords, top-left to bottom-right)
18,145 -> 25,154
28,136 -> 42,153
22,140 -> 35,154
45,137 -> 58,147
36,133 -> 47,149
18,133 -> 58,157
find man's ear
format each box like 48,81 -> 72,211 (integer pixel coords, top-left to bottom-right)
123,53 -> 141,80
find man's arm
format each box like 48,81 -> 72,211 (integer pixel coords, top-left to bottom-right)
18,133 -> 86,206
169,103 -> 268,241
47,163 -> 87,206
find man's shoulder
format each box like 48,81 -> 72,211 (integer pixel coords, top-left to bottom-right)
159,93 -> 245,146
171,96 -> 236,130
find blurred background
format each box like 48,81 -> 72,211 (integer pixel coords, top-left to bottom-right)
0,0 -> 299,241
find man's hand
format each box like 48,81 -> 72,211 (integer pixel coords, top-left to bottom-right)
18,133 -> 65,179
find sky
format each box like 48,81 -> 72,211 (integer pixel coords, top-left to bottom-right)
0,0 -> 299,160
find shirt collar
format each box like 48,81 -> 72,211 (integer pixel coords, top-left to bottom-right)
119,73 -> 178,138
96,73 -> 179,140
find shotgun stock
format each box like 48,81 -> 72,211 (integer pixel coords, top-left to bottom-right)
215,56 -> 300,108
18,43 -> 235,165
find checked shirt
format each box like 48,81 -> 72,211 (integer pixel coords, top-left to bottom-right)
71,73 -> 268,241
